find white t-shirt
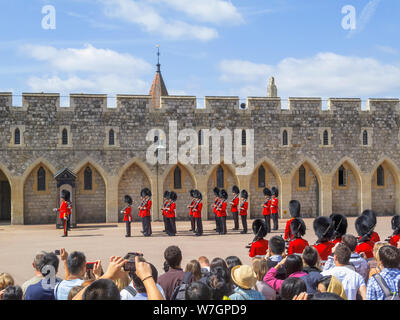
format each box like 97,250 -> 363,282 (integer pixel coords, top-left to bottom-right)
321,266 -> 366,300
120,281 -> 166,300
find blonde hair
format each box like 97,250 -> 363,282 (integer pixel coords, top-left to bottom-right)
0,273 -> 14,290
185,260 -> 202,281
114,273 -> 131,291
68,285 -> 84,300
373,242 -> 387,262
251,258 -> 269,281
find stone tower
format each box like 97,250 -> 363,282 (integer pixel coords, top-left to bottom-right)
149,46 -> 168,108
267,76 -> 278,97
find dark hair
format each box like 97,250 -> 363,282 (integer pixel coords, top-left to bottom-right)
163,261 -> 169,273
284,254 -> 303,276
1,285 -> 23,300
269,236 -> 285,255
378,245 -> 400,269
317,275 -> 332,291
225,256 -> 242,276
342,234 -> 357,252
82,279 -> 120,300
334,244 -> 351,265
67,251 -> 86,276
311,292 -> 344,300
280,277 -> 307,300
302,246 -> 319,267
206,267 -> 232,300
123,254 -> 158,292
210,258 -> 228,271
185,260 -> 202,281
185,281 -> 212,300
39,252 -> 60,276
164,246 -> 182,269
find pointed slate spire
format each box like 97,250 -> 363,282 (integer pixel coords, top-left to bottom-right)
149,45 -> 168,108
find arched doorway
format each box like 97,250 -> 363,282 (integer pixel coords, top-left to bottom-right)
0,169 -> 11,223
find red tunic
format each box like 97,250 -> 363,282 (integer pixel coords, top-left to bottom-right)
162,200 -> 169,217
284,218 -> 294,241
332,237 -> 342,245
123,206 -> 133,222
59,200 -> 68,220
355,241 -> 374,259
249,239 -> 269,258
270,198 -> 279,214
192,202 -> 202,219
389,234 -> 400,247
371,232 -> 380,243
216,201 -> 227,217
314,241 -> 335,261
239,201 -> 248,216
213,198 -> 220,215
167,202 -> 176,218
139,199 -> 152,218
231,197 -> 239,213
67,202 -> 72,217
263,199 -> 271,216
288,238 -> 309,255
189,200 -> 195,216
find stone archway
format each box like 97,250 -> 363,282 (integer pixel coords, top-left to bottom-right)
0,168 -> 11,223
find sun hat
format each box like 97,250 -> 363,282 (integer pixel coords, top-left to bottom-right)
231,265 -> 257,290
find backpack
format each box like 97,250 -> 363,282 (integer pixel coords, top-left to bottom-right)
123,285 -> 137,298
373,274 -> 400,300
171,272 -> 192,300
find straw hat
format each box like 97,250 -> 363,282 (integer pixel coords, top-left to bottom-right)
231,265 -> 257,290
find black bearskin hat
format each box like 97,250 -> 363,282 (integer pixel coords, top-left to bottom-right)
124,195 -> 133,205
219,189 -> 228,200
213,187 -> 220,197
290,218 -> 306,238
141,188 -> 152,198
193,189 -> 202,200
169,191 -> 177,202
329,214 -> 348,238
252,219 -> 268,238
61,190 -> 70,202
241,189 -> 248,199
355,215 -> 374,239
289,200 -> 301,218
361,210 -> 377,229
271,187 -> 279,197
232,185 -> 240,194
313,216 -> 334,241
190,189 -> 195,197
263,188 -> 272,197
391,215 -> 400,233
163,191 -> 170,198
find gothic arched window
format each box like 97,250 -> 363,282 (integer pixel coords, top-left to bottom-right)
14,128 -> 20,145
109,129 -> 115,146
198,130 -> 203,146
84,166 -> 93,190
173,166 -> 182,189
62,128 -> 68,145
338,165 -> 347,187
258,165 -> 266,188
323,130 -> 329,146
37,167 -> 46,191
241,130 -> 246,146
299,165 -> 306,188
363,130 -> 368,146
377,165 -> 384,186
282,130 -> 288,146
216,165 -> 224,189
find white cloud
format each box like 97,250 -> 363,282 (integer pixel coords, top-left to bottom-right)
21,44 -> 152,94
152,0 -> 244,25
219,52 -> 400,98
100,0 -> 219,41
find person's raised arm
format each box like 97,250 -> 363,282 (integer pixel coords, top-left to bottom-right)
60,248 -> 70,279
135,256 -> 164,300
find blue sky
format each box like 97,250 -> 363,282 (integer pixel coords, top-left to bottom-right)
0,0 -> 399,105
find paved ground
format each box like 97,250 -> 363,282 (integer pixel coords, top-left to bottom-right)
0,217 -> 393,285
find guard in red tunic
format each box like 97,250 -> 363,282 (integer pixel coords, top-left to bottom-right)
355,214 -> 375,259
187,190 -> 196,232
330,213 -> 348,244
166,191 -> 177,236
217,189 -> 228,235
161,191 -> 170,233
53,190 -> 70,237
212,187 -> 221,233
230,186 -> 240,230
248,219 -> 269,258
138,188 -> 152,237
388,215 -> 400,247
121,195 -> 133,237
284,200 -> 301,242
361,210 -> 380,243
192,189 -> 203,236
287,218 -> 309,255
270,187 -> 279,231
262,188 -> 272,233
313,216 -> 335,263
239,189 -> 249,234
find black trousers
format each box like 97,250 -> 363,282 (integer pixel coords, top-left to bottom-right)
218,216 -> 227,234
163,215 -> 168,231
190,216 -> 195,231
194,217 -> 203,235
232,212 -> 239,229
125,221 -> 131,236
215,215 -> 220,233
142,216 -> 151,236
63,218 -> 68,237
67,217 -> 71,230
264,215 -> 271,233
241,215 -> 248,233
166,217 -> 176,235
272,213 -> 278,230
